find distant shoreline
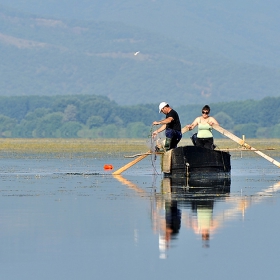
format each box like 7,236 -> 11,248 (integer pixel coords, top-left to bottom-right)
0,138 -> 279,158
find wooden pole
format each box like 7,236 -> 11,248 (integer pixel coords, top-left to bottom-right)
212,124 -> 280,168
112,153 -> 151,175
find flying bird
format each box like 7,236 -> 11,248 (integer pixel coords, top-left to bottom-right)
134,51 -> 140,56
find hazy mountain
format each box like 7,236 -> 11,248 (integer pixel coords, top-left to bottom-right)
0,4 -> 280,106
2,0 -> 280,68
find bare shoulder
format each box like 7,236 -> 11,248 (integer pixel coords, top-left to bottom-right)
209,116 -> 219,124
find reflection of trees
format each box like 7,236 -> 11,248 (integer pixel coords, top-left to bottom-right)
113,174 -> 280,258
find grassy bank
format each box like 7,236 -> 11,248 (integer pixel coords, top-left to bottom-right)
0,138 -> 279,158
0,138 -> 148,157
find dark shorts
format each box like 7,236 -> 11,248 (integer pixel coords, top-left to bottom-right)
196,137 -> 214,150
165,128 -> 182,149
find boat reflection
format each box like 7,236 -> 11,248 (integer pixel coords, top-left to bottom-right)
113,174 -> 280,259
155,177 -> 231,256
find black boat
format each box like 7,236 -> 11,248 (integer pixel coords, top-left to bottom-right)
161,146 -> 231,178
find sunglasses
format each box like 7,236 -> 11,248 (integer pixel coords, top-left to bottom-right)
202,111 -> 209,115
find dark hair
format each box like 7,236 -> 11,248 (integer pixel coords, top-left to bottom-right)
202,105 -> 210,112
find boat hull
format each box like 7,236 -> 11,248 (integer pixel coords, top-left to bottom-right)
162,146 -> 231,178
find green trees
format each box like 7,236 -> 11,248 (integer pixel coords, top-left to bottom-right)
86,116 -> 104,128
126,122 -> 150,138
233,123 -> 259,138
213,112 -> 234,130
60,122 -> 83,138
0,115 -> 17,137
0,94 -> 279,138
0,95 -> 153,138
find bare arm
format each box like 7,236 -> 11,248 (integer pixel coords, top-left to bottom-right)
152,116 -> 173,126
208,117 -> 219,126
182,117 -> 199,131
152,117 -> 173,138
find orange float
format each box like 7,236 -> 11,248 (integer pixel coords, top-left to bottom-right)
103,164 -> 113,170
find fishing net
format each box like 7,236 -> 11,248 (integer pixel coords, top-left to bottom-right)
146,131 -> 166,153
146,128 -> 166,175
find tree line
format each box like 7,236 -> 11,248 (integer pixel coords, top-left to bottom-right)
0,95 -> 279,139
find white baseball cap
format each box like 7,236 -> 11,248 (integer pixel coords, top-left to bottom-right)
159,102 -> 168,113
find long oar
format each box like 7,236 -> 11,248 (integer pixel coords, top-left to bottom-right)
113,126 -> 190,175
112,152 -> 151,175
212,124 -> 280,168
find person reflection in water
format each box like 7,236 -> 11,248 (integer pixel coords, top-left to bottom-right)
165,201 -> 181,241
185,200 -> 219,248
158,201 -> 181,258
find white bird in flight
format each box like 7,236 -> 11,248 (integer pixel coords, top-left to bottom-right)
134,51 -> 140,56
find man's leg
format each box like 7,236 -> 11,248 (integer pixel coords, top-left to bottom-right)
164,137 -> 172,151
165,129 -> 182,151
170,131 -> 182,149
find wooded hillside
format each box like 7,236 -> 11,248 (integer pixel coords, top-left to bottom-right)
0,95 -> 279,139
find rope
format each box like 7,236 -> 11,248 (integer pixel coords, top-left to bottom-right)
215,144 -> 227,172
149,125 -> 160,175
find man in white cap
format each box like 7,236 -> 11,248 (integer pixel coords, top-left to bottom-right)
152,102 -> 182,151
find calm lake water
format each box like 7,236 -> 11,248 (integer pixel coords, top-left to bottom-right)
0,152 -> 280,280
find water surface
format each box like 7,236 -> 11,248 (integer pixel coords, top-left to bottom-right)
0,154 -> 280,280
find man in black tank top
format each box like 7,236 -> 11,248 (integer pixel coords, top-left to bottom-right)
152,102 -> 182,151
